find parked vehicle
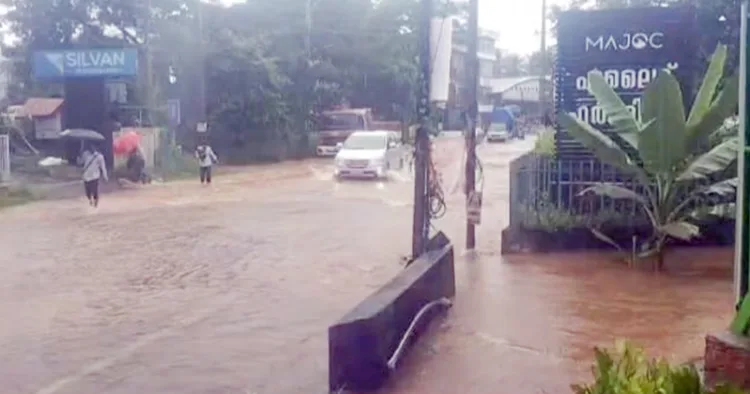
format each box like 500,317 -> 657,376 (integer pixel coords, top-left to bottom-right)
486,124 -> 509,142
333,131 -> 404,179
316,108 -> 402,157
486,106 -> 514,142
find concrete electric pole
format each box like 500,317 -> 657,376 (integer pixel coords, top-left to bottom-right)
540,0 -> 548,117
196,0 -> 208,131
144,0 -> 155,125
464,0 -> 479,250
412,0 -> 432,258
306,0 -> 312,60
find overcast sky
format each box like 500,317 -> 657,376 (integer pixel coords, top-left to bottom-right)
480,0 -> 570,55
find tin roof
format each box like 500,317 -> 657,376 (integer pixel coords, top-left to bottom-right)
322,108 -> 370,115
24,97 -> 64,117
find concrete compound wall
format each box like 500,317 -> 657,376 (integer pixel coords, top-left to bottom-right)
328,232 -> 455,392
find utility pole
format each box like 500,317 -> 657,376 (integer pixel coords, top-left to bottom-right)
196,0 -> 208,129
412,0 -> 432,258
305,0 -> 312,60
144,0 -> 154,125
539,0 -> 548,118
464,0 -> 479,250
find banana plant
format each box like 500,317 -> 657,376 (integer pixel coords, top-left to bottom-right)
558,45 -> 739,270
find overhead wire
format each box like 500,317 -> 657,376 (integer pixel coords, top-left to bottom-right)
420,17 -> 447,221
463,84 -> 485,199
470,133 -> 485,195
426,137 -> 447,219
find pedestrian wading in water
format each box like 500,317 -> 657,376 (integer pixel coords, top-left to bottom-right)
79,143 -> 108,207
195,139 -> 218,184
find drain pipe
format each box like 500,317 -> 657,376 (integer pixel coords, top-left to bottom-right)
386,297 -> 453,370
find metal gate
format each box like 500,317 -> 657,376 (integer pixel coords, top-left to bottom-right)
0,134 -> 10,184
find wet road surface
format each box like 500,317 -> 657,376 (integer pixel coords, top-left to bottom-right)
0,136 -> 735,394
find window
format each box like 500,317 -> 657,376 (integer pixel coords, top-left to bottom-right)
321,113 -> 365,130
343,133 -> 386,150
106,82 -> 127,104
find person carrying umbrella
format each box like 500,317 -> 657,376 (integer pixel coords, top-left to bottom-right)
78,142 -> 108,207
126,145 -> 148,184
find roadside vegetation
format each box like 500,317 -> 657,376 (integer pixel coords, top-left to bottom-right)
533,127 -> 556,157
1,0 -> 465,163
0,186 -> 34,210
558,45 -> 738,270
574,342 -> 746,394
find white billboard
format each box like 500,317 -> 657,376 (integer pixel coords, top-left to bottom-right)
429,17 -> 453,103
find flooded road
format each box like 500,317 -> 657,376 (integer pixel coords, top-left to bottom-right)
0,136 -> 735,394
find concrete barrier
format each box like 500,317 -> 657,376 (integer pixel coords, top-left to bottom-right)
328,232 -> 455,392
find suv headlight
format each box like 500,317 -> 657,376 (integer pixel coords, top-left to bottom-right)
370,158 -> 385,166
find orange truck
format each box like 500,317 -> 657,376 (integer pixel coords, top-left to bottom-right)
315,108 -> 402,157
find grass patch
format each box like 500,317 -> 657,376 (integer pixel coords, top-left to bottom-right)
0,186 -> 36,210
153,142 -> 200,182
155,153 -> 199,181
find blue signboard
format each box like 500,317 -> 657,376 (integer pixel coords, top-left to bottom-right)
555,7 -> 698,159
32,48 -> 139,79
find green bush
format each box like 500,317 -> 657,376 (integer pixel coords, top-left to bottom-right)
520,190 -> 650,232
154,131 -> 199,181
573,341 -> 746,394
534,127 -> 556,157
0,186 -> 35,209
558,45 -> 739,270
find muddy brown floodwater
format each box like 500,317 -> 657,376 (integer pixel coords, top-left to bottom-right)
0,136 -> 735,394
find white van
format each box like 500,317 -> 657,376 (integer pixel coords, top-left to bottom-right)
333,131 -> 404,179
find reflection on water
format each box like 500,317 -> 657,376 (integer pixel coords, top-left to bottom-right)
383,248 -> 734,394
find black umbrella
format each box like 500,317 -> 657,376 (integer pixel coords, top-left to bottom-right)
60,128 -> 105,141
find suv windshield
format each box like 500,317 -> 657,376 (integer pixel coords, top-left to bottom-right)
321,113 -> 365,130
343,134 -> 386,150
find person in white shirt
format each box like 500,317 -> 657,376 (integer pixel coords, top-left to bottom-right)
79,144 -> 108,207
195,140 -> 218,184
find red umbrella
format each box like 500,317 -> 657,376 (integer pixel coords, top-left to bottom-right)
113,130 -> 142,156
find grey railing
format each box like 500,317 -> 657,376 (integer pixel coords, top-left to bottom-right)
508,153 -> 721,231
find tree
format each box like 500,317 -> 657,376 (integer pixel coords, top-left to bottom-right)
526,47 -> 555,77
0,0 -> 462,160
495,51 -> 526,77
558,45 -> 739,270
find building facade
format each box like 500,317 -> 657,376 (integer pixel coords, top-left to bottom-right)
488,76 -> 553,115
445,22 -> 498,130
